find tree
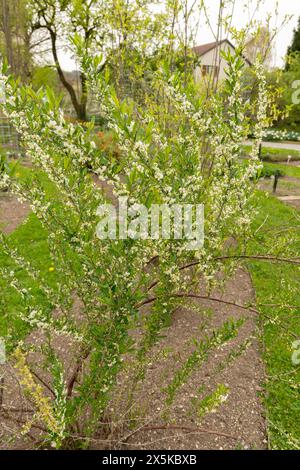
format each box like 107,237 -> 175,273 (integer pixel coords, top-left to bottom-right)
0,0 -> 33,80
31,64 -> 60,93
28,0 -> 109,121
245,26 -> 273,66
287,17 -> 300,56
28,0 -> 189,120
105,0 -> 175,101
285,16 -> 300,71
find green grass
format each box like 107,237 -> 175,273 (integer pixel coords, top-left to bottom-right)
242,145 -> 300,162
262,162 -> 300,179
0,165 -> 60,342
248,191 -> 300,449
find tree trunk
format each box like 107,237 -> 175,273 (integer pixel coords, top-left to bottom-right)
2,0 -> 14,73
48,27 -> 86,121
79,71 -> 88,121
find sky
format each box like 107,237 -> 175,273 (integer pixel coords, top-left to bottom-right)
194,0 -> 300,68
58,0 -> 300,71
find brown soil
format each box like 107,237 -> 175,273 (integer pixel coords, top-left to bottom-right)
0,192 -> 30,234
259,175 -> 300,209
116,268 -> 267,450
0,269 -> 266,450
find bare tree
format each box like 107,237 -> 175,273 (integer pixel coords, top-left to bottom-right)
245,25 -> 273,66
29,0 -> 108,121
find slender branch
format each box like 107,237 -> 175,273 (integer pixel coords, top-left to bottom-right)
147,255 -> 300,292
136,292 -> 258,315
122,424 -> 238,443
215,254 -> 300,266
180,255 -> 300,272
0,405 -> 34,413
0,414 -> 48,433
30,369 -> 56,399
137,292 -> 298,339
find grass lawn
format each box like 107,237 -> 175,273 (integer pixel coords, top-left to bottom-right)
249,191 -> 300,449
262,162 -> 300,179
242,145 -> 300,163
0,165 -> 60,343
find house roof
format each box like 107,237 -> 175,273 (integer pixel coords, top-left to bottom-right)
193,39 -> 229,57
193,39 -> 252,66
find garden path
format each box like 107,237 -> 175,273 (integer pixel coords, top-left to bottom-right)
245,140 -> 300,151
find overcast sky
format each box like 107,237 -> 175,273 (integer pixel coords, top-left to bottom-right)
58,0 -> 300,71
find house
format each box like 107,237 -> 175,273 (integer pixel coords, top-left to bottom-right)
193,39 -> 252,83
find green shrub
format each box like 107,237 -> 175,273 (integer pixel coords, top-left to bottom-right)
0,44 -> 269,449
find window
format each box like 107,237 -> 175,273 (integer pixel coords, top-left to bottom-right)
201,65 -> 219,78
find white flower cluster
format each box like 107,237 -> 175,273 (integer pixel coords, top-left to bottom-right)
263,128 -> 300,142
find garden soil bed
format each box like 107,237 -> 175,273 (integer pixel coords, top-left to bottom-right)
113,268 -> 267,450
0,192 -> 29,233
259,175 -> 300,209
0,270 -> 267,450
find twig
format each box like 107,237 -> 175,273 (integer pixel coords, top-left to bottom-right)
0,412 -> 47,433
30,369 -> 56,399
0,405 -> 34,413
123,424 -> 238,442
180,255 -> 300,274
136,292 -> 298,339
146,254 -> 300,293
137,292 -> 259,315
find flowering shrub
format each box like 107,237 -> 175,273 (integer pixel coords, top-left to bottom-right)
0,46 -> 269,449
0,152 -> 16,191
262,129 -> 300,142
